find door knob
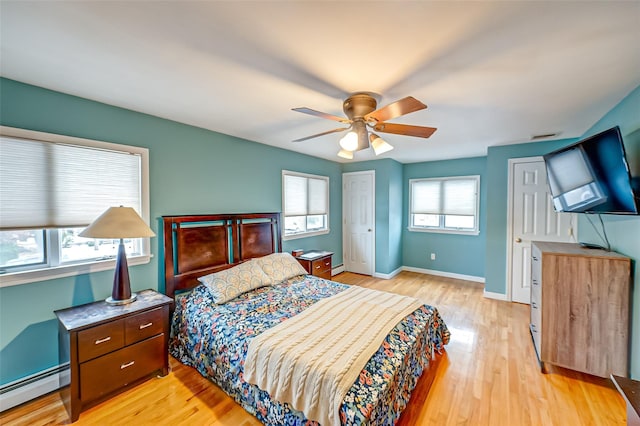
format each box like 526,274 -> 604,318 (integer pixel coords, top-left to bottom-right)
515,238 -> 522,243
368,229 -> 372,232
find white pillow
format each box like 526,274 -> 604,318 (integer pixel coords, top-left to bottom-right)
254,252 -> 308,283
197,261 -> 273,304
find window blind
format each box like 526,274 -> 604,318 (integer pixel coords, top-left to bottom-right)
411,177 -> 477,216
0,136 -> 142,229
283,173 -> 328,217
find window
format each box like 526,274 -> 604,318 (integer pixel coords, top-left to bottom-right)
409,175 -> 480,234
0,127 -> 150,287
282,170 -> 329,239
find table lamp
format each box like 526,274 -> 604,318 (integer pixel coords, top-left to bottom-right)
79,206 -> 155,305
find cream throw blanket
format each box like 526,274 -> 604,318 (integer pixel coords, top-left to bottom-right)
243,286 -> 424,426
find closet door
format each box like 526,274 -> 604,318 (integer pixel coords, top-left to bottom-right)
343,171 -> 374,275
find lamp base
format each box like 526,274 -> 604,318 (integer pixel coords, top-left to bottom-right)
106,293 -> 137,305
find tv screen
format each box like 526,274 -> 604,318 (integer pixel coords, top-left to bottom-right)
543,126 -> 639,215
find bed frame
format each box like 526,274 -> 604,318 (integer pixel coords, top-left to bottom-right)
162,213 -> 282,298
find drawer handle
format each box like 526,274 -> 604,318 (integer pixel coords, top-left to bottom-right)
120,361 -> 135,370
139,322 -> 153,330
94,336 -> 111,345
315,265 -> 321,269
325,261 -> 330,266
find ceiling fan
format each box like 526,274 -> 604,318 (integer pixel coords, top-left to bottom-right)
292,92 -> 437,159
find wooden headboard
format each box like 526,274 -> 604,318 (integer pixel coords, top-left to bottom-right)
162,213 -> 282,298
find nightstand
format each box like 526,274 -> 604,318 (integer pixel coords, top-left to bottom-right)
55,289 -> 172,422
295,251 -> 333,279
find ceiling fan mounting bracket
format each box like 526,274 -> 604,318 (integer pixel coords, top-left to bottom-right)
343,93 -> 378,120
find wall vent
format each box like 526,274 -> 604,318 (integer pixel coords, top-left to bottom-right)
531,132 -> 560,140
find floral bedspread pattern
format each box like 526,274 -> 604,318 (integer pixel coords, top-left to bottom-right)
170,276 -> 450,425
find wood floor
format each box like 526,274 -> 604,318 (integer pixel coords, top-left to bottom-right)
1,271 -> 626,425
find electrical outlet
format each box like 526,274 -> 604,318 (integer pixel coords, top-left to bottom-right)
430,253 -> 436,260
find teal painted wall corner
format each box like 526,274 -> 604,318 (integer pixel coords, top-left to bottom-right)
402,156 -> 487,279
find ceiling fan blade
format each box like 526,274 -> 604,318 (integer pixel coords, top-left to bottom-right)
292,127 -> 349,142
373,122 -> 437,138
292,107 -> 351,123
365,96 -> 427,123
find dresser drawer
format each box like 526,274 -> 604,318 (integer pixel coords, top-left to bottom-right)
78,319 -> 125,362
80,334 -> 165,402
530,299 -> 541,333
125,307 -> 165,345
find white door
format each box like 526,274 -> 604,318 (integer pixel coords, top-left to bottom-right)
508,158 -> 575,304
343,171 -> 375,275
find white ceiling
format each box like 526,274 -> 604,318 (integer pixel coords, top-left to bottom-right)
1,1 -> 639,164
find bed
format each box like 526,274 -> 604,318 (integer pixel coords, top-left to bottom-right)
163,213 -> 450,425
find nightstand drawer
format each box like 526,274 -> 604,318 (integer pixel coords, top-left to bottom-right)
311,258 -> 330,272
80,334 -> 165,402
311,258 -> 331,279
125,307 -> 165,345
78,319 -> 125,362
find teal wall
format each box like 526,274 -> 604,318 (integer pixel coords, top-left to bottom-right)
0,78 -> 344,385
1,77 -> 638,387
403,157 -> 487,278
342,159 -> 404,275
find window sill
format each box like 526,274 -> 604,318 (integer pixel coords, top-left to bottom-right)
0,255 -> 152,288
283,229 -> 330,241
408,227 -> 480,236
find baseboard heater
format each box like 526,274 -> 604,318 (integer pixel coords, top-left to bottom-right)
0,363 -> 70,412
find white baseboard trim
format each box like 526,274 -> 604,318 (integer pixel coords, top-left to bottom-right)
0,363 -> 70,412
331,264 -> 345,276
373,267 -> 403,280
483,290 -> 509,301
401,266 -> 485,283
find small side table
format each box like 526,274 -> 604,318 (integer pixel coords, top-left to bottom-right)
55,289 -> 172,422
611,375 -> 640,426
295,251 -> 333,280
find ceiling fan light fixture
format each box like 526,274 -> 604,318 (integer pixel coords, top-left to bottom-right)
370,133 -> 394,155
337,149 -> 353,159
339,131 -> 358,151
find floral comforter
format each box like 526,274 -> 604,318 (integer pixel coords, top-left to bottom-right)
169,275 -> 450,425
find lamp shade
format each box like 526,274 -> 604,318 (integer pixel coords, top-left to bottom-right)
79,206 -> 155,239
337,149 -> 354,159
339,131 -> 358,151
370,133 -> 394,155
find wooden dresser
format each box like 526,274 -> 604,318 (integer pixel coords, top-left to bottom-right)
295,251 -> 333,280
530,241 -> 631,378
55,289 -> 173,422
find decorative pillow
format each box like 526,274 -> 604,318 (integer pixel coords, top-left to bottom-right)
255,252 -> 308,283
197,261 -> 274,304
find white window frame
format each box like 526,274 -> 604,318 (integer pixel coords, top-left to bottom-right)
408,175 -> 480,235
282,170 -> 330,240
0,126 -> 151,288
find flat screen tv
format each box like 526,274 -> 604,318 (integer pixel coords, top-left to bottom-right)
543,126 -> 639,215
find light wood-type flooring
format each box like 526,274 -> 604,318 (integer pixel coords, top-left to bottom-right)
0,271 -> 626,425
